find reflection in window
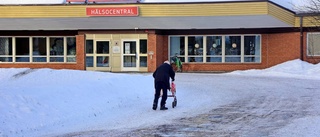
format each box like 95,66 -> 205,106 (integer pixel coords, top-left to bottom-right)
33,37 -> 47,62
0,37 -> 12,62
67,37 -> 76,55
86,56 -> 93,67
124,56 -> 136,67
225,36 -> 241,62
0,36 -> 77,63
140,56 -> 147,67
123,41 -> 136,54
86,40 -> 94,54
244,35 -> 261,62
207,36 -> 222,62
50,37 -> 64,62
188,36 -> 203,62
170,36 -> 185,63
140,39 -> 147,54
50,37 -> 64,55
187,36 -> 201,62
169,35 -> 261,64
307,33 -> 320,56
97,41 -> 109,54
67,37 -> 76,62
97,56 -> 109,67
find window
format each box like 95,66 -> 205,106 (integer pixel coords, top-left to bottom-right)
188,36 -> 203,62
139,39 -> 148,67
0,37 -> 12,62
67,37 -> 76,62
85,40 -> 94,67
225,36 -> 241,62
206,36 -> 222,62
50,37 -> 64,62
0,36 -> 77,63
96,41 -> 109,67
169,35 -> 261,63
15,37 -> 30,62
244,35 -> 261,62
169,36 -> 185,63
33,37 -> 47,62
307,33 -> 320,56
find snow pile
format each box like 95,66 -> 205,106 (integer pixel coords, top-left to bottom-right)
231,59 -> 320,79
0,59 -> 320,137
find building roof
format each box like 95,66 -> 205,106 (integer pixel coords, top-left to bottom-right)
0,15 -> 292,31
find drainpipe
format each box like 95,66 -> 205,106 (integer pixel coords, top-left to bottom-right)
300,16 -> 304,61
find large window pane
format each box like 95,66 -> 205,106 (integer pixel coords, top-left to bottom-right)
33,37 -> 47,62
225,36 -> 241,62
207,36 -> 222,62
97,41 -> 109,54
67,37 -> 76,55
140,56 -> 147,67
86,40 -> 94,54
123,41 -> 136,54
97,56 -> 109,67
16,37 -> 30,62
50,37 -> 64,62
86,56 -> 93,67
67,37 -> 76,62
50,37 -> 64,55
123,56 -> 136,67
16,37 -> 30,56
188,36 -> 203,62
0,37 -> 12,62
307,33 -> 320,56
244,35 -> 261,62
140,39 -> 147,54
170,36 -> 185,63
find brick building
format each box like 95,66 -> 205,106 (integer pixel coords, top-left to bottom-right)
0,0 -> 319,72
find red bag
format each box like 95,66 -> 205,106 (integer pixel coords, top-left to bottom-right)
171,82 -> 176,92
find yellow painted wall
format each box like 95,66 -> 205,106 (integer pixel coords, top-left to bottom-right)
295,16 -> 320,27
0,1 -> 299,28
0,2 -> 269,18
267,3 -> 295,26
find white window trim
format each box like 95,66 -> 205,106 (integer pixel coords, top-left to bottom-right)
307,32 -> 320,56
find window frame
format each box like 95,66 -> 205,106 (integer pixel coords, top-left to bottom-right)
168,34 -> 262,63
307,32 -> 320,56
0,36 -> 77,63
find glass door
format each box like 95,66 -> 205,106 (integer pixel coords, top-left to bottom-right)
122,40 -> 139,71
85,40 -> 110,71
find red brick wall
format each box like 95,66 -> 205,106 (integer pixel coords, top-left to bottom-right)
0,35 -> 85,70
263,32 -> 301,68
149,32 -> 303,72
148,33 -> 169,72
147,33 -> 157,72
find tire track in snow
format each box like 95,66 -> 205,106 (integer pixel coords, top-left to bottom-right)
122,95 -> 313,137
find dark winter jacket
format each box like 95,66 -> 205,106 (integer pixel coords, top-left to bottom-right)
153,62 -> 175,89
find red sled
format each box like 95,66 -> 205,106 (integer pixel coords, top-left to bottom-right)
168,82 -> 177,108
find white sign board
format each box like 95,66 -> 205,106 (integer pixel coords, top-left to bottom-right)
112,46 -> 120,53
125,43 -> 130,54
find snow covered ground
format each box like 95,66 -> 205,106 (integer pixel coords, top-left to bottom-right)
1,59 -> 320,137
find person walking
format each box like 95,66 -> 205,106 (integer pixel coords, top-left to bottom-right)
152,60 -> 175,110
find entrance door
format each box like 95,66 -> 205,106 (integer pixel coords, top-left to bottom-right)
122,40 -> 139,71
86,40 -> 110,71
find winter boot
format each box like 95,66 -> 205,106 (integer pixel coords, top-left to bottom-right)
152,102 -> 157,110
160,106 -> 168,110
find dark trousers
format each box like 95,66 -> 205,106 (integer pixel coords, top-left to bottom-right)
153,82 -> 168,107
